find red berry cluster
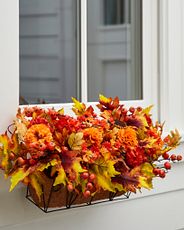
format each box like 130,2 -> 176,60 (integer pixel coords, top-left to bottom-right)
153,168 -> 166,178
163,152 -> 182,162
153,153 -> 182,178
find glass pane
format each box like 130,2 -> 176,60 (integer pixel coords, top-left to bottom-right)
19,0 -> 78,104
87,0 -> 142,101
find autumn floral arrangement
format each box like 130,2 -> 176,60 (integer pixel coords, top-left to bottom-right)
0,95 -> 182,208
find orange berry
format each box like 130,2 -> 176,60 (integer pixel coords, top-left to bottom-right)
83,190 -> 91,198
89,173 -> 96,182
81,172 -> 89,180
87,182 -> 93,191
9,152 -> 15,160
67,184 -> 74,192
17,157 -> 25,166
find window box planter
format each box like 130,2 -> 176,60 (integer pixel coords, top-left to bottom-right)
0,95 -> 182,212
27,170 -> 130,212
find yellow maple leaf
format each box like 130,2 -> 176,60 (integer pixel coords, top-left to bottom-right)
58,108 -> 64,115
112,182 -> 125,192
10,168 -> 30,192
72,97 -> 86,115
107,161 -> 120,177
29,174 -> 43,201
141,105 -> 153,115
0,134 -> 12,174
73,161 -> 86,174
99,94 -> 111,104
53,166 -> 67,186
139,176 -> 153,190
37,159 -> 58,172
141,162 -> 154,178
96,174 -> 115,192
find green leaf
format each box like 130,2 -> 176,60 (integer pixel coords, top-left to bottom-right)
68,132 -> 83,151
53,166 -> 67,186
10,168 -> 30,192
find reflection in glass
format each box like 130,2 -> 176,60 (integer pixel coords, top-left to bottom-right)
19,0 -> 77,104
87,0 -> 142,101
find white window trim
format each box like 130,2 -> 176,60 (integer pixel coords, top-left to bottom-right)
159,0 -> 184,141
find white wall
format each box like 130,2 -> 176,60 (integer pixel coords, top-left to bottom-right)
0,0 -> 19,133
0,1 -> 184,230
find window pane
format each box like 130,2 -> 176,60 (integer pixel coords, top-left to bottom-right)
19,0 -> 78,104
87,0 -> 142,101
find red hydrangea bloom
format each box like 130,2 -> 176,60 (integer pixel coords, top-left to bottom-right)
125,147 -> 147,168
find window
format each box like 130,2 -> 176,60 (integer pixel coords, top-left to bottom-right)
104,0 -> 131,25
1,3 -> 184,227
19,0 -> 79,104
0,0 -> 158,130
19,0 -> 152,108
87,0 -> 142,101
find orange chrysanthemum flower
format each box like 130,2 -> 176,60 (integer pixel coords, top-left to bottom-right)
24,124 -> 53,148
83,127 -> 103,146
118,127 -> 138,148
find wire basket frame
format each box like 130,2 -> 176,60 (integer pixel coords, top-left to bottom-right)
26,185 -> 131,213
